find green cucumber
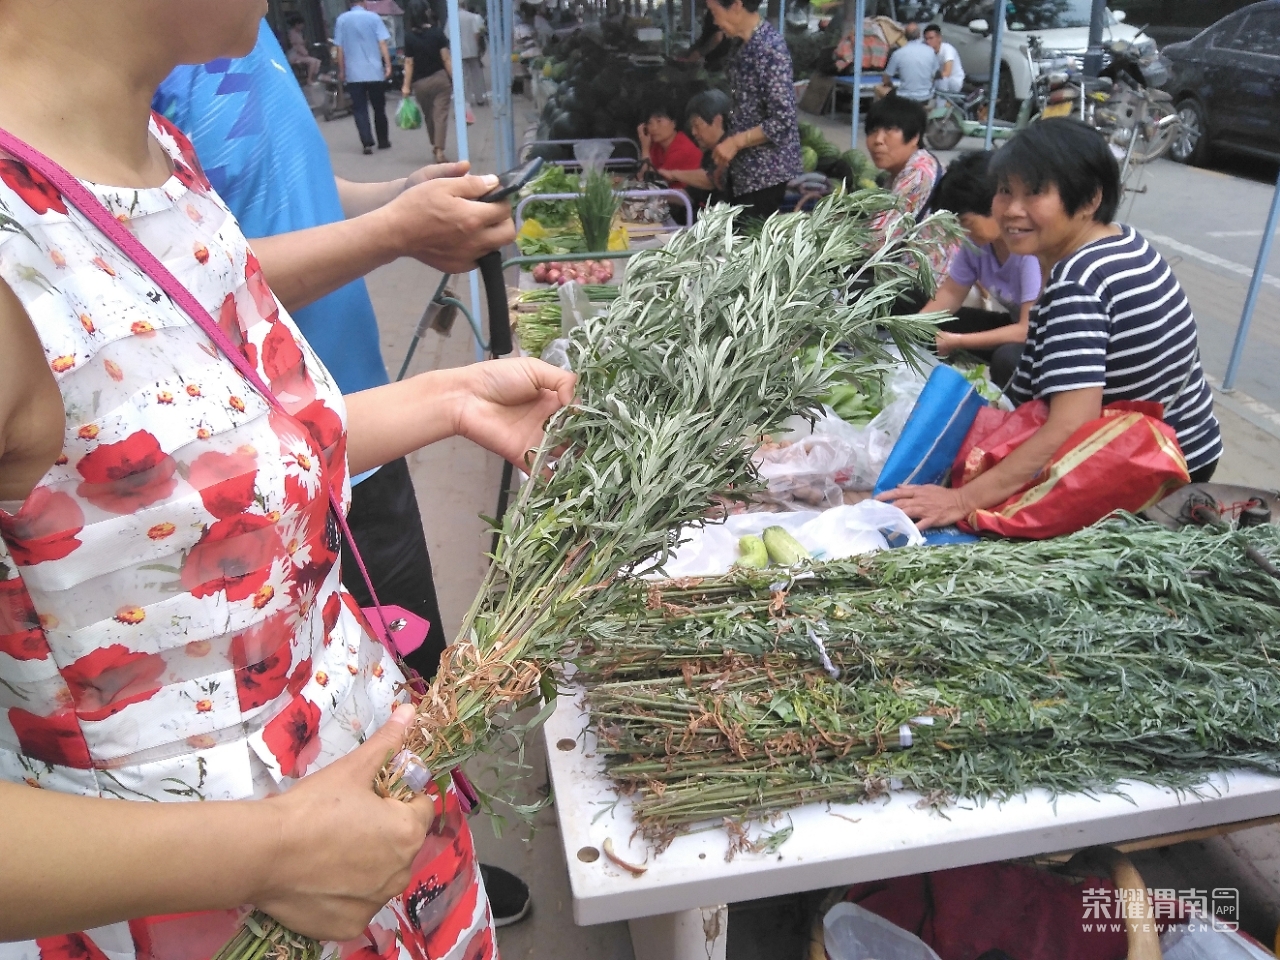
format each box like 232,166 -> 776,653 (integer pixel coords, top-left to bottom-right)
735,535 -> 769,569
762,526 -> 810,566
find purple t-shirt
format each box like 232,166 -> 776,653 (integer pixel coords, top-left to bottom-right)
948,243 -> 1042,315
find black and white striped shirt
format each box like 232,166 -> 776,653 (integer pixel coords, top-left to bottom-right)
1009,226 -> 1222,473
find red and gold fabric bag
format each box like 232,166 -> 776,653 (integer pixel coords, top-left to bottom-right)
952,400 -> 1190,539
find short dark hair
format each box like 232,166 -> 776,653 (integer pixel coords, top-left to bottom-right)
647,101 -> 675,122
923,23 -> 942,36
686,88 -> 732,125
928,151 -> 996,217
988,118 -> 1120,223
710,0 -> 763,12
865,94 -> 928,146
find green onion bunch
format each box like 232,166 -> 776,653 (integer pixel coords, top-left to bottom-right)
575,169 -> 619,252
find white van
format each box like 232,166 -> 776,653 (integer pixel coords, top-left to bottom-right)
932,1 -> 1153,115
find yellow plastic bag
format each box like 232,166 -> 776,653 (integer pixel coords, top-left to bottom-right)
607,224 -> 629,251
518,218 -> 548,241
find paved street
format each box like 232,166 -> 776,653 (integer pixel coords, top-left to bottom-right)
1121,154 -> 1280,411
317,91 -> 1280,958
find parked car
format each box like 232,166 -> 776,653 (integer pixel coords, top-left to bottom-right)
932,1 -> 1151,117
1163,0 -> 1280,165
1111,0 -> 1258,47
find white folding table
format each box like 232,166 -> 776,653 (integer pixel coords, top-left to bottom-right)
543,687 -> 1280,960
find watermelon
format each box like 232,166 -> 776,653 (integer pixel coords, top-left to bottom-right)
801,146 -> 819,173
550,111 -> 575,140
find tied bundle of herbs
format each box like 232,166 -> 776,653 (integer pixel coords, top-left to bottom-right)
576,518 -> 1280,841
214,192 -> 957,960
576,169 -> 619,253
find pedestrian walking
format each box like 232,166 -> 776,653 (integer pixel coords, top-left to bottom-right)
334,0 -> 393,154
404,8 -> 454,163
457,5 -> 488,106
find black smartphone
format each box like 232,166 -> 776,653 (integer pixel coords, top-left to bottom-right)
480,157 -> 545,203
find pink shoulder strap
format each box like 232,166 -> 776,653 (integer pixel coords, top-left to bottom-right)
0,126 -> 397,650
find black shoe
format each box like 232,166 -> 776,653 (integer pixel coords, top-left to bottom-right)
480,863 -> 531,928
377,141 -> 392,150
362,145 -> 373,155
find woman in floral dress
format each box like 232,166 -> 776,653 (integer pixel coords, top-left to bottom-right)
705,0 -> 803,222
0,1 -> 573,958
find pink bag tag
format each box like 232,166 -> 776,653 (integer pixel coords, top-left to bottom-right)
0,129 -> 430,665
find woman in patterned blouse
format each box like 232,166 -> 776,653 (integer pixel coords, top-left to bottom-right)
707,0 -> 803,223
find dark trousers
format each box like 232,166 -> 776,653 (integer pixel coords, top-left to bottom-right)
732,182 -> 788,226
347,81 -> 390,148
938,307 -> 1025,391
1189,461 -> 1219,484
341,457 -> 447,679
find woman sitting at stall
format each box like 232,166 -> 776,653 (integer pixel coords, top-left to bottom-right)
866,94 -> 939,222
707,0 -> 803,223
920,151 -> 1040,390
880,119 -> 1222,529
648,90 -> 733,219
868,94 -> 951,308
637,100 -> 705,224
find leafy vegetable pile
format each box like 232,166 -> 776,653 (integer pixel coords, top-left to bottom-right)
511,285 -> 619,357
417,190 -> 950,777
577,519 -> 1280,841
519,163 -> 581,229
212,191 -> 956,958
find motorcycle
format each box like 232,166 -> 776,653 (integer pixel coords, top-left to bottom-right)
925,35 -> 1179,175
924,39 -> 1053,151
1036,35 -> 1179,173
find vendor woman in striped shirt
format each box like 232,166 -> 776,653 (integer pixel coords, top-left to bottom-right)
880,118 -> 1221,530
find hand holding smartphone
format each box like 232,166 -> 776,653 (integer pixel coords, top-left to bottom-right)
479,157 -> 544,203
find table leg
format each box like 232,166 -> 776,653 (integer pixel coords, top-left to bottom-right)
628,905 -> 728,960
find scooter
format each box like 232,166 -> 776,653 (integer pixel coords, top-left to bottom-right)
1093,36 -> 1180,167
924,88 -> 1024,151
320,42 -> 353,121
923,38 -> 1048,151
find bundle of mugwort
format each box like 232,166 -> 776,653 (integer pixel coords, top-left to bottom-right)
578,518 -> 1280,846
217,191 -> 956,958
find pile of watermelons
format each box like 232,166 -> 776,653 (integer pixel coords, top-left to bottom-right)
799,120 -> 881,191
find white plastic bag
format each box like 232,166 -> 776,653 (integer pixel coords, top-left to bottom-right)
1161,925 -> 1275,960
754,362 -> 931,501
558,280 -> 596,336
823,901 -> 943,960
656,502 -> 922,579
755,413 -> 854,510
573,139 -> 613,174
539,338 -> 574,371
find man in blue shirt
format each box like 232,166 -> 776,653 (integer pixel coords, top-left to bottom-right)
154,18 -> 534,928
335,0 -> 393,153
878,22 -> 939,103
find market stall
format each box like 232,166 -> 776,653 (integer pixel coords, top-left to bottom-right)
492,192 -> 1280,960
545,705 -> 1280,958
209,116 -> 1280,958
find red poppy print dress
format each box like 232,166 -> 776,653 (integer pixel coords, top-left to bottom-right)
0,116 -> 495,960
